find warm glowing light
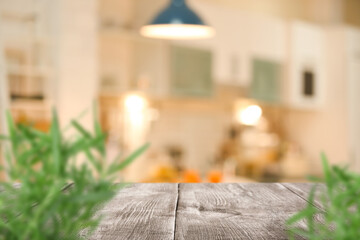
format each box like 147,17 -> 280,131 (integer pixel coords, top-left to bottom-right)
237,105 -> 263,126
124,94 -> 147,112
122,94 -> 150,181
124,94 -> 148,126
140,24 -> 215,39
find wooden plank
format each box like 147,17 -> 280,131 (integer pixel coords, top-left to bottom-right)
175,183 -> 311,240
90,183 -> 178,240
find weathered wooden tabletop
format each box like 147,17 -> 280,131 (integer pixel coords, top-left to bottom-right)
91,183 -> 314,240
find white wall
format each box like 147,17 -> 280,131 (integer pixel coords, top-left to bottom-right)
287,21 -> 326,110
283,27 -> 354,174
54,0 -> 98,129
0,22 -> 9,134
346,27 -> 360,172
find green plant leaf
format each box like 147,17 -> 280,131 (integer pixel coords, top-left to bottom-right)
93,102 -> 105,157
71,120 -> 92,138
321,153 -> 333,193
6,111 -> 20,155
286,205 -> 316,226
287,153 -> 360,239
0,106 -> 148,239
50,108 -> 63,176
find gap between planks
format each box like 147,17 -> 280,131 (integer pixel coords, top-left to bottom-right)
280,183 -> 324,211
173,183 -> 180,240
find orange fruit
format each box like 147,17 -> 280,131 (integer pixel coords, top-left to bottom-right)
207,170 -> 222,183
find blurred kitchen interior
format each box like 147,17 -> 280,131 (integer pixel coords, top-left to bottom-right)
0,0 -> 359,183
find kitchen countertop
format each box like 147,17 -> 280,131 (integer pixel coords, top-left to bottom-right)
91,183 -> 315,240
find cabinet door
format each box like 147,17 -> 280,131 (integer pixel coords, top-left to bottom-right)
170,45 -> 213,97
250,58 -> 282,103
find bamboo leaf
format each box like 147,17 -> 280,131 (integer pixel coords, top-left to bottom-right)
286,206 -> 316,226
93,102 -> 105,157
71,120 -> 92,138
50,108 -> 62,176
321,153 -> 333,192
84,149 -> 102,173
6,111 -> 19,154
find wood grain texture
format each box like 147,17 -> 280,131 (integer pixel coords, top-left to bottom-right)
90,183 -> 178,240
175,183 -> 310,240
89,183 -> 314,240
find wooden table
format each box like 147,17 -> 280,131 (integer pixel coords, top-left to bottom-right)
91,183 -> 314,240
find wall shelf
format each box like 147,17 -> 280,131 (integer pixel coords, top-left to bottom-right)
0,0 -> 54,127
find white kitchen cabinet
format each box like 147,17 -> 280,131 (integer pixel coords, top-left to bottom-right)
287,21 -> 326,110
99,27 -> 170,98
187,0 -> 287,87
99,0 -> 171,98
131,0 -> 288,89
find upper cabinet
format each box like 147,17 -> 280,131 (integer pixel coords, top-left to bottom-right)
169,45 -> 213,97
100,0 -> 290,96
182,1 -> 287,88
286,21 -> 326,110
250,58 -> 282,104
99,0 -> 169,97
99,0 -> 332,108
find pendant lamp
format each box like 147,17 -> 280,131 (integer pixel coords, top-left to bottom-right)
140,0 -> 215,39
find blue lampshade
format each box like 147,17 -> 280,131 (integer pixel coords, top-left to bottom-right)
140,0 -> 215,39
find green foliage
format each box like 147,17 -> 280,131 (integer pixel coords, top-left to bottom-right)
0,109 -> 149,240
287,153 -> 360,240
